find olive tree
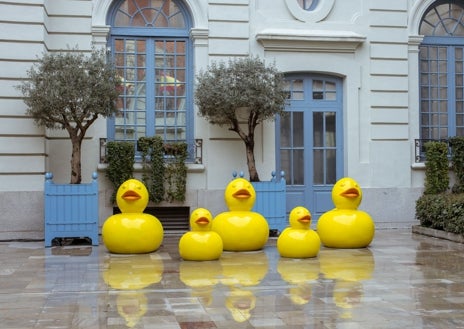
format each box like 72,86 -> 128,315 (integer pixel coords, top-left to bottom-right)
194,56 -> 288,182
18,49 -> 121,184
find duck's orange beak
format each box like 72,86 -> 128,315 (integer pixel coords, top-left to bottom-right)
298,215 -> 311,224
341,188 -> 359,198
122,190 -> 141,201
195,217 -> 210,225
233,189 -> 251,199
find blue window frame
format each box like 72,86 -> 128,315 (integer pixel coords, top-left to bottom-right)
419,1 -> 464,140
297,0 -> 319,11
107,0 -> 193,158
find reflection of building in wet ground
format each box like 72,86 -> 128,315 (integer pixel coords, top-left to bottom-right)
1,230 -> 464,328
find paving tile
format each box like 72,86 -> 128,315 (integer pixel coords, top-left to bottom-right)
0,230 -> 464,328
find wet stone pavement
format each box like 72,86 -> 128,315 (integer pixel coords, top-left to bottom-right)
0,229 -> 463,329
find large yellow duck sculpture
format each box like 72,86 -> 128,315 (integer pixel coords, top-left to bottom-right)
277,206 -> 321,258
178,208 -> 223,261
212,177 -> 269,251
317,177 -> 375,248
102,179 -> 164,253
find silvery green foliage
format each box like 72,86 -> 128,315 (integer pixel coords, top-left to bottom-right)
18,48 -> 121,183
19,48 -> 120,130
194,56 -> 288,181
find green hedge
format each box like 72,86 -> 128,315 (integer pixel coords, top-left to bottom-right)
105,141 -> 135,203
105,138 -> 188,204
415,138 -> 464,235
416,193 -> 464,234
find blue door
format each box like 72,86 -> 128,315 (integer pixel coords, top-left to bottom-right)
277,75 -> 343,223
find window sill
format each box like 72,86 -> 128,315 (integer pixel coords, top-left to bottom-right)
97,162 -> 205,173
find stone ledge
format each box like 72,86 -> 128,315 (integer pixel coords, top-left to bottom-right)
412,225 -> 464,244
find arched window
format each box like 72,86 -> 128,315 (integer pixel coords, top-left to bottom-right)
107,0 -> 193,157
419,1 -> 464,140
297,0 -> 319,11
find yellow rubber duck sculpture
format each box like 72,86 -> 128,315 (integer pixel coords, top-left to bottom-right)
102,178 -> 164,253
178,208 -> 223,261
317,177 -> 375,248
277,206 -> 321,258
212,177 -> 269,251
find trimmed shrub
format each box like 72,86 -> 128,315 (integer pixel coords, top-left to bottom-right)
423,141 -> 449,195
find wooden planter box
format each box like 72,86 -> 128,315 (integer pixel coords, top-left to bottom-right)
252,171 -> 286,234
44,172 -> 99,247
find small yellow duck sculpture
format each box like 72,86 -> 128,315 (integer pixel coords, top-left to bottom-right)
317,177 -> 375,248
277,206 -> 321,258
212,177 -> 269,251
102,179 -> 164,253
178,208 -> 223,261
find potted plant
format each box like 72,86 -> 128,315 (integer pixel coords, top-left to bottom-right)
194,56 -> 288,233
194,56 -> 287,182
18,48 -> 121,246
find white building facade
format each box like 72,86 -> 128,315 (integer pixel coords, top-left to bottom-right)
2,0 -> 453,240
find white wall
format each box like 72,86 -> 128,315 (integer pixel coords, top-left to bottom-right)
0,0 -> 428,240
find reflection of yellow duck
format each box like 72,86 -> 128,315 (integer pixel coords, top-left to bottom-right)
226,288 -> 256,322
220,250 -> 269,286
178,208 -> 223,261
212,178 -> 269,251
220,251 -> 268,322
319,248 -> 375,319
102,254 -> 164,327
317,177 -> 375,248
179,261 -> 222,306
277,258 -> 320,305
102,253 -> 164,290
102,179 -> 164,253
116,292 -> 147,328
277,206 -> 321,258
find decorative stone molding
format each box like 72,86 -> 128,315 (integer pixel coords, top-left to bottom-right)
285,0 -> 335,23
256,28 -> 365,53
92,25 -> 111,48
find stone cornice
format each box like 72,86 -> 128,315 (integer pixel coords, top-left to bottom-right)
256,28 -> 366,53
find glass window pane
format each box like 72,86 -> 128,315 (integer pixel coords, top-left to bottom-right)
280,149 -> 291,184
291,79 -> 304,100
325,112 -> 336,147
313,149 -> 323,185
326,91 -> 336,101
293,150 -> 304,185
297,0 -> 319,11
326,149 -> 336,184
280,115 -> 291,147
421,3 -> 464,36
114,0 -> 185,28
313,112 -> 323,147
293,112 -> 304,147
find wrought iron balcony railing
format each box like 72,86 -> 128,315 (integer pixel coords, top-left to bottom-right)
414,139 -> 451,163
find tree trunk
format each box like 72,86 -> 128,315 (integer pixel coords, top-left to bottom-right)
70,137 -> 83,184
245,140 -> 260,182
